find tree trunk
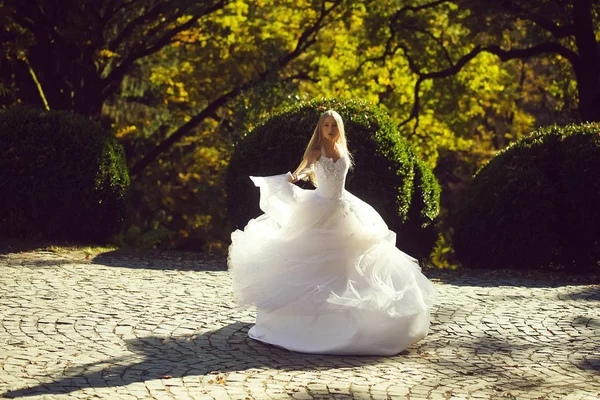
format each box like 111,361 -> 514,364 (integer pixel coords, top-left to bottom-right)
25,39 -> 105,117
572,0 -> 600,122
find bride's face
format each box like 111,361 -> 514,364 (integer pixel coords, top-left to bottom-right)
322,116 -> 339,142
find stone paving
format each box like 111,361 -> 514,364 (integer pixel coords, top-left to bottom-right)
0,247 -> 599,400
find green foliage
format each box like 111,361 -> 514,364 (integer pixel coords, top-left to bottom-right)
0,0 -> 227,114
0,107 -> 130,242
3,0 -> 589,255
226,98 -> 441,260
453,122 -> 600,271
99,0 -> 347,252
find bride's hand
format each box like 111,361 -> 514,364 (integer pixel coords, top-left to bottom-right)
287,172 -> 298,183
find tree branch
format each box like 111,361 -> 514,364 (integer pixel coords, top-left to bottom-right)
419,45 -> 482,79
395,0 -> 450,15
398,43 -> 424,75
107,2 -> 169,52
397,41 -> 580,128
400,24 -> 453,65
356,35 -> 395,72
101,0 -> 226,100
288,0 -> 341,57
285,72 -> 319,83
102,0 -> 142,27
399,76 -> 424,129
483,42 -> 579,66
499,1 -> 576,38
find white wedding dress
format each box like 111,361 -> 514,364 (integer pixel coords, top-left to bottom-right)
228,147 -> 435,355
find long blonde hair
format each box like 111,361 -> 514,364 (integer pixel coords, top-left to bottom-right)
302,110 -> 353,186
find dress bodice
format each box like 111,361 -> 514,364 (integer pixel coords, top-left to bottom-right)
314,148 -> 349,199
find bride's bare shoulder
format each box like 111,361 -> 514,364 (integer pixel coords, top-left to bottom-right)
307,148 -> 321,163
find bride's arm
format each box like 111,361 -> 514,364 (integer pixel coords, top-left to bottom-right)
288,149 -> 319,183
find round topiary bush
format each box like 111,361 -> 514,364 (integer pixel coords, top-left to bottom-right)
452,122 -> 600,271
226,98 -> 440,260
0,107 -> 130,242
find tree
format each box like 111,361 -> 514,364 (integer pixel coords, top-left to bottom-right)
99,0 -> 350,250
290,2 -> 561,165
360,0 -> 600,126
1,0 -> 349,176
128,0 -> 347,177
0,0 -> 228,115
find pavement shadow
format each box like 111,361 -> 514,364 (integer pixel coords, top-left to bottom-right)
577,355 -> 600,372
419,330 -> 598,394
429,268 -> 600,288
1,322 -> 387,398
91,250 -> 227,272
1,257 -> 82,268
0,237 -> 47,255
0,238 -> 228,272
4,319 -> 597,398
568,286 -> 600,301
0,242 -> 85,268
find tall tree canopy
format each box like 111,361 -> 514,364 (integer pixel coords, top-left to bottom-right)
1,0 -> 595,254
360,0 -> 600,124
1,0 -> 228,115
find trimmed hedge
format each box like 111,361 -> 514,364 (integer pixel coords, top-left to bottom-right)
0,107 -> 130,242
453,122 -> 600,271
226,98 -> 440,260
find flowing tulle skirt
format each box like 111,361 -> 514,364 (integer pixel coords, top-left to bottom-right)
228,174 -> 435,355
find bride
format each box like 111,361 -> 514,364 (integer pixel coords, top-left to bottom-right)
227,110 -> 435,355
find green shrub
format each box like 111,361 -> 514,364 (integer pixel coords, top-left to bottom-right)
453,122 -> 600,271
0,107 -> 130,242
226,98 -> 440,260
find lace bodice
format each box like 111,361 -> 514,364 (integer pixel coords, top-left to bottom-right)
314,149 -> 349,199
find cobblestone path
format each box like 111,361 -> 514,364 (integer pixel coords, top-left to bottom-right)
0,248 -> 598,399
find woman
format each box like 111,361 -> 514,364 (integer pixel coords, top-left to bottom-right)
228,110 -> 435,355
